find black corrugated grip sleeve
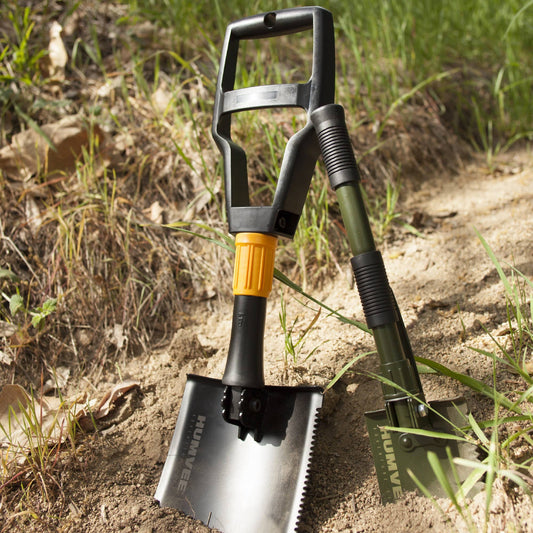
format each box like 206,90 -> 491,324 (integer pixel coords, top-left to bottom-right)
351,251 -> 396,329
311,104 -> 360,189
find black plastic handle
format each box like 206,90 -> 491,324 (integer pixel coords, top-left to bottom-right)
212,7 -> 335,238
228,10 -> 316,40
223,295 -> 266,388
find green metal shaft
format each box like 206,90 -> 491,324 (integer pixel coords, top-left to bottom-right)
311,103 -> 425,428
335,183 -> 423,424
336,184 -> 412,369
335,185 -> 375,254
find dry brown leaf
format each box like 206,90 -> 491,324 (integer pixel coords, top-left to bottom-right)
0,115 -> 105,181
143,201 -> 164,224
43,365 -> 71,394
0,349 -> 14,365
106,323 -> 127,350
0,384 -> 87,456
0,384 -> 29,428
113,132 -> 135,153
151,84 -> 172,114
24,196 -> 44,231
92,380 -> 140,420
0,379 -> 140,462
95,75 -> 123,99
0,385 -> 33,459
0,321 -> 17,337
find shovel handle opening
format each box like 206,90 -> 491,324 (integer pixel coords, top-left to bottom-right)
212,7 -> 335,237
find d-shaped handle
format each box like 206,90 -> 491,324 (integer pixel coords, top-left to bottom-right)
212,7 -> 335,237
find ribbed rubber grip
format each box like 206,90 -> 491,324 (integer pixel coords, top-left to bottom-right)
351,251 -> 396,329
310,104 -> 360,189
233,233 -> 277,297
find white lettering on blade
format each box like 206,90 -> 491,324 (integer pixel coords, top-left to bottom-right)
177,415 -> 206,494
379,427 -> 402,498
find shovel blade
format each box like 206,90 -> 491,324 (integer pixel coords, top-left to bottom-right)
155,375 -> 322,533
365,397 -> 482,503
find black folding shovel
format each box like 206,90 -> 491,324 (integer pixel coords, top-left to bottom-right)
310,104 -> 482,503
155,7 -> 335,532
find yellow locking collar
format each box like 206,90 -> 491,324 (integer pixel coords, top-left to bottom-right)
233,233 -> 277,298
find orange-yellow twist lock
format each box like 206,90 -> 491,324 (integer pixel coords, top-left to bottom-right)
233,233 -> 277,298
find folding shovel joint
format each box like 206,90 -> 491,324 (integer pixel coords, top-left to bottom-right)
396,432 -> 449,453
384,395 -> 429,430
222,385 -> 268,442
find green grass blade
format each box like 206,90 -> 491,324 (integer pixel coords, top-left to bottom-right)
377,69 -> 458,138
467,412 -> 490,446
13,103 -> 56,151
415,356 -> 521,414
475,229 -> 514,296
165,222 -> 370,333
427,450 -> 460,505
274,269 -> 371,333
499,469 -> 532,494
325,350 -> 376,391
164,221 -> 235,252
472,414 -> 533,430
383,425 -> 469,443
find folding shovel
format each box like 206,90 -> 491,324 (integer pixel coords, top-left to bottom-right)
310,104 -> 482,503
155,7 -> 335,532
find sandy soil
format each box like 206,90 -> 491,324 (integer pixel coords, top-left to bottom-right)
28,148 -> 533,532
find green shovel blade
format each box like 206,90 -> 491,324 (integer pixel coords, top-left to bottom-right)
365,397 -> 483,503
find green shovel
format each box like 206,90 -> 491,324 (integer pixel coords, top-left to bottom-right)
311,103 -> 483,503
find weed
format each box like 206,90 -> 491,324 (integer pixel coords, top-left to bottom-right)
361,180 -> 420,243
0,379 -> 83,525
474,229 -> 533,374
0,282 -> 58,362
1,5 -> 46,85
325,349 -> 376,392
0,3 -> 51,142
278,291 -> 325,365
2,290 -> 57,332
293,175 -> 333,280
409,236 -> 533,528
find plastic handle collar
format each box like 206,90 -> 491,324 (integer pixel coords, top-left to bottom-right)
233,233 -> 277,298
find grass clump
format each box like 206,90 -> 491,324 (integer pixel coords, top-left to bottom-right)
0,380 -> 85,531
411,236 -> 533,530
1,1 -> 226,389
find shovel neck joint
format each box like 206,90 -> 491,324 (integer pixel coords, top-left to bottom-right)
222,385 -> 267,442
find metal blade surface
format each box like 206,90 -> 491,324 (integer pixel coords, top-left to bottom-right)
365,397 -> 483,503
155,375 -> 322,533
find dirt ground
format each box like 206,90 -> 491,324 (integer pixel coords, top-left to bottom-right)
12,148 -> 533,532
